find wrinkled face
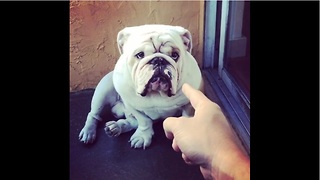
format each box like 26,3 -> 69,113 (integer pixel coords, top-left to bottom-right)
124,32 -> 185,97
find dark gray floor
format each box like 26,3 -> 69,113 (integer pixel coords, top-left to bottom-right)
70,89 -> 204,180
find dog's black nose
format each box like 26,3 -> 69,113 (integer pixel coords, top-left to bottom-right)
150,57 -> 168,66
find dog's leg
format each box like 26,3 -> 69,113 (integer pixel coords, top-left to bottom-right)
129,122 -> 154,149
79,71 -> 119,144
127,110 -> 154,149
104,115 -> 138,137
106,103 -> 154,149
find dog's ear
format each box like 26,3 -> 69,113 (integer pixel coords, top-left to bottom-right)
173,26 -> 193,53
117,27 -> 131,55
118,26 -> 193,54
181,30 -> 193,53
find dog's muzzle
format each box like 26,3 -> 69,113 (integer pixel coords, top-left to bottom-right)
140,57 -> 173,97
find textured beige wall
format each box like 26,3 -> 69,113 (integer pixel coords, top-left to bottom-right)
70,0 -> 204,92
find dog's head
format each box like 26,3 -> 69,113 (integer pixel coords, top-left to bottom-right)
117,24 -> 193,97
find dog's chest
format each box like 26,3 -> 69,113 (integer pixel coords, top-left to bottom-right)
140,107 -> 181,120
120,94 -> 185,120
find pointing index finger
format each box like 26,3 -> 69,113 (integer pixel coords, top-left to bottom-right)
182,83 -> 211,110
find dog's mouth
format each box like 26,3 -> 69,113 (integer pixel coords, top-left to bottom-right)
141,59 -> 174,97
141,75 -> 172,97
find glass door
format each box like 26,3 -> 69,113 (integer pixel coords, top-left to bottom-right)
225,1 -> 250,100
203,0 -> 250,153
219,0 -> 250,117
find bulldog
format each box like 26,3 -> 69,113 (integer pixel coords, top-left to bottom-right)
79,24 -> 203,149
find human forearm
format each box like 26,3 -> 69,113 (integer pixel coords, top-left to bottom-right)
209,146 -> 250,180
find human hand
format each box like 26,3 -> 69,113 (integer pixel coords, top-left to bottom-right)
163,83 -> 250,180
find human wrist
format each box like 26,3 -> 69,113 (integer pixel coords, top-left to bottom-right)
209,145 -> 250,180
230,157 -> 250,180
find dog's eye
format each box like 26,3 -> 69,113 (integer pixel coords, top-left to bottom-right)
135,52 -> 144,59
171,52 -> 179,61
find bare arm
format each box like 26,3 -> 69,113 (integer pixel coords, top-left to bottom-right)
163,83 -> 250,180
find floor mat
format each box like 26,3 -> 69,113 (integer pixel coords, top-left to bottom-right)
69,89 -> 203,180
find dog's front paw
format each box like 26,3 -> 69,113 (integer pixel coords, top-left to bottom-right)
129,128 -> 154,149
105,121 -> 121,137
79,123 -> 97,144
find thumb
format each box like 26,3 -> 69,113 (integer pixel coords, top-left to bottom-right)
163,117 -> 180,140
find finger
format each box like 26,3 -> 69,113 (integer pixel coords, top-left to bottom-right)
200,167 -> 214,180
172,138 -> 181,152
182,153 -> 194,165
182,83 -> 211,110
163,117 -> 179,139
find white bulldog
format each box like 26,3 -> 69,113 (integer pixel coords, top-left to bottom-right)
79,24 -> 203,149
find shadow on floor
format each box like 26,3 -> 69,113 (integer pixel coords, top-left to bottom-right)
70,89 -> 204,180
